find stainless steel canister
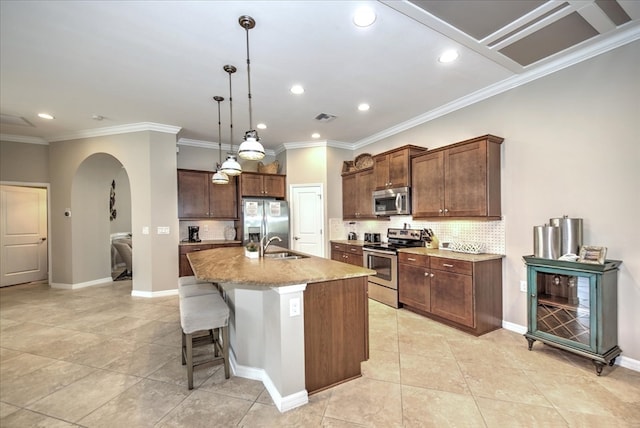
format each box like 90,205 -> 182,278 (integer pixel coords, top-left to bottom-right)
549,215 -> 583,256
533,225 -> 561,259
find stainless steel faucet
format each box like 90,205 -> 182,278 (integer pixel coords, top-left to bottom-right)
261,235 -> 282,256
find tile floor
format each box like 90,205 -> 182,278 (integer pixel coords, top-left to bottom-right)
1,280 -> 639,427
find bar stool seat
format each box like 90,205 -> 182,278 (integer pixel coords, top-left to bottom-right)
178,276 -> 219,298
179,293 -> 230,389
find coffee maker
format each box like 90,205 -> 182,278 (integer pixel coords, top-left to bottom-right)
188,226 -> 201,242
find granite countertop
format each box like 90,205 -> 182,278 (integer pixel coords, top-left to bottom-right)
179,240 -> 242,246
398,247 -> 504,262
187,246 -> 375,288
330,240 -> 367,246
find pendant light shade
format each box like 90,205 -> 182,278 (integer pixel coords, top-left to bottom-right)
238,15 -> 265,161
212,95 -> 229,185
220,64 -> 242,176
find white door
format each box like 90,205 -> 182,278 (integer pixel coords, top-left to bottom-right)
0,185 -> 48,287
290,185 -> 324,257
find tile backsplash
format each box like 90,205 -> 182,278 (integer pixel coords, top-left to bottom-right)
179,220 -> 237,242
330,216 -> 505,255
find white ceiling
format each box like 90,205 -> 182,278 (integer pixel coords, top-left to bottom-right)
1,1 -> 638,151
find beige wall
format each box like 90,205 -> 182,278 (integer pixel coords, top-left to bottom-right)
49,130 -> 179,293
0,140 -> 49,183
353,41 -> 640,362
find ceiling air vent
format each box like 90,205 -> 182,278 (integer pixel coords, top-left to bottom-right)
314,113 -> 337,122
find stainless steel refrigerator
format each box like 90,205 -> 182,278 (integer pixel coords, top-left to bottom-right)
242,199 -> 290,248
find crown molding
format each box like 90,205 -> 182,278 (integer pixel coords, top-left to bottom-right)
178,137 -> 276,157
0,134 -> 49,145
48,122 -> 182,142
354,23 -> 640,150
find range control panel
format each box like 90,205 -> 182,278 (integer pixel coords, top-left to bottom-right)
387,228 -> 422,241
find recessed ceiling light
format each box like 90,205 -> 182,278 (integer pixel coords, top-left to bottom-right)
290,85 -> 304,95
353,7 -> 376,27
311,133 -> 320,139
37,113 -> 54,120
358,103 -> 370,112
257,123 -> 267,130
438,49 -> 459,63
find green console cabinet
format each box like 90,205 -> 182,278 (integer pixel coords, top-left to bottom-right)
523,256 -> 622,376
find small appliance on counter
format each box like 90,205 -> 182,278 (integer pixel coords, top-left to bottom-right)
348,232 -> 358,240
188,226 -> 201,242
364,233 -> 381,243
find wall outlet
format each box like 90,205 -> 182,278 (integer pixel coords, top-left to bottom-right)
289,297 -> 301,317
157,226 -> 170,235
142,226 -> 149,235
520,280 -> 527,292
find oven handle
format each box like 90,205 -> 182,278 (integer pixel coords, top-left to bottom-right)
363,248 -> 396,256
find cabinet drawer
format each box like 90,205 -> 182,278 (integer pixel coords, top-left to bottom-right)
331,243 -> 346,253
345,245 -> 362,256
430,257 -> 472,275
399,252 -> 429,267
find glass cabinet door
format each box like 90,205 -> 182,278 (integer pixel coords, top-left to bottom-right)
529,266 -> 597,352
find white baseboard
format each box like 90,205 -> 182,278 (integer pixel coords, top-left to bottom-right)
50,277 -> 112,290
229,352 -> 308,412
502,321 -> 639,372
131,288 -> 179,298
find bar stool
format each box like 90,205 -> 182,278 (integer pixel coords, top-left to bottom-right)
178,276 -> 219,298
179,292 -> 230,389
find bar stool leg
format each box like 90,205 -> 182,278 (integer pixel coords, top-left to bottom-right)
186,332 -> 194,390
222,325 -> 230,379
181,331 -> 186,365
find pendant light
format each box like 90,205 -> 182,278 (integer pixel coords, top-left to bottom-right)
211,95 -> 229,185
220,64 -> 242,176
237,15 -> 266,161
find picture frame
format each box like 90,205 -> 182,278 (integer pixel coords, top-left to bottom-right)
578,245 -> 607,264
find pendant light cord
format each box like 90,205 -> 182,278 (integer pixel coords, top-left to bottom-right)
245,26 -> 253,132
214,96 -> 224,166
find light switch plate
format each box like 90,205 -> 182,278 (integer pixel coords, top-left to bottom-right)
520,280 -> 527,292
157,226 -> 170,235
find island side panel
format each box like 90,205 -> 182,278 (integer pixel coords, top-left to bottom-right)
304,276 -> 369,394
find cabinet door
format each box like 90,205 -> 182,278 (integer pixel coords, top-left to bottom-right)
444,140 -> 488,217
373,155 -> 390,190
209,175 -> 238,219
411,152 -> 444,218
356,169 -> 376,219
388,149 -> 409,188
240,173 -> 265,197
178,170 -> 210,218
342,174 -> 358,219
430,270 -> 474,327
263,174 -> 285,198
398,263 -> 430,311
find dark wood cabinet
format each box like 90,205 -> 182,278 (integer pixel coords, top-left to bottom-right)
373,145 -> 426,190
523,256 -> 622,375
240,172 -> 286,199
178,169 -> 238,219
304,276 -> 369,393
398,253 -> 430,312
399,253 -> 503,336
342,168 -> 375,220
331,242 -> 363,266
411,135 -> 503,219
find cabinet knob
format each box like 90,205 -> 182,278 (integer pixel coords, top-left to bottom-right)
424,272 -> 429,276
430,273 -> 434,277
444,208 -> 449,213
531,293 -> 536,297
439,209 -> 443,213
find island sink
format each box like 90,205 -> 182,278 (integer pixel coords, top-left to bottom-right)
263,251 -> 309,260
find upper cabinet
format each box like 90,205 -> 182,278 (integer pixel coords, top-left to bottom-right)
412,135 -> 503,219
373,145 -> 427,190
240,172 -> 286,199
178,169 -> 238,219
342,168 -> 376,220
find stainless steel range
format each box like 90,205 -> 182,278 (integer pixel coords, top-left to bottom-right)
363,228 -> 424,308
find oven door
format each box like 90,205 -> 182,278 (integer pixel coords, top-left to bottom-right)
363,249 -> 397,289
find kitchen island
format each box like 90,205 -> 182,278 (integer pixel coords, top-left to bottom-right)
187,247 -> 374,412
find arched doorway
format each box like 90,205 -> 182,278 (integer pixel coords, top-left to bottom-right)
71,153 -> 131,284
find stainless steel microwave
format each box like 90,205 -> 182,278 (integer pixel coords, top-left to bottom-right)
372,187 -> 411,216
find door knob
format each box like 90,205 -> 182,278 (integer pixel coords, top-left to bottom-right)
40,237 -> 47,242
294,236 -> 300,240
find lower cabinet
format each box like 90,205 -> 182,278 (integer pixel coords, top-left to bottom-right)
399,253 -> 503,336
330,242 -> 363,266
